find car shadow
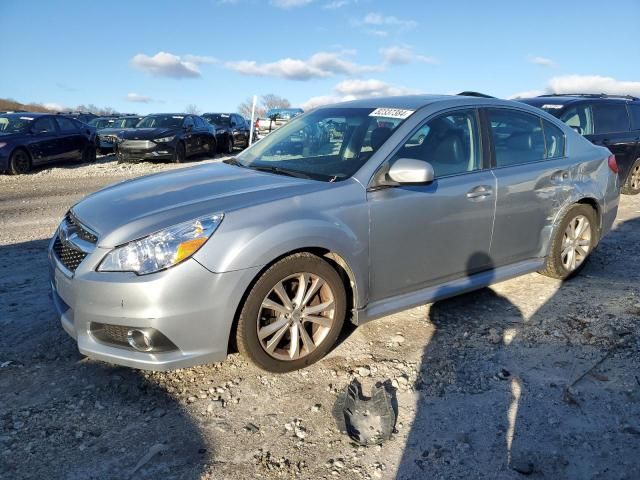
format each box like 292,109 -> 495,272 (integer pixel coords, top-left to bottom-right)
0,239 -> 211,480
396,214 -> 640,479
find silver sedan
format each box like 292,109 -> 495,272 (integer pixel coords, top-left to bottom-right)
49,95 -> 620,372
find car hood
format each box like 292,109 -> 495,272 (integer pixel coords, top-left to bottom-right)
99,127 -> 136,136
71,162 -> 328,247
119,128 -> 179,141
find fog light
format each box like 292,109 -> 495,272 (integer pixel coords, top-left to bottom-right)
127,329 -> 154,352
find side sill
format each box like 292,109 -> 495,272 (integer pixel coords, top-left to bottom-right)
353,258 -> 545,326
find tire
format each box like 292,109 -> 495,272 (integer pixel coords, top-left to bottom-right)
207,139 -> 217,158
173,142 -> 186,163
225,136 -> 234,154
539,204 -> 598,280
236,253 -> 347,373
621,158 -> 640,195
8,148 -> 31,175
81,144 -> 96,163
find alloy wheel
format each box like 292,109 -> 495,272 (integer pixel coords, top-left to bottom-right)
561,214 -> 592,271
257,272 -> 336,361
11,150 -> 30,174
630,163 -> 640,190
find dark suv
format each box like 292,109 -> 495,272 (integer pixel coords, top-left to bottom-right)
518,94 -> 640,194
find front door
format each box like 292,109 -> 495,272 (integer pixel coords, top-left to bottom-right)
28,116 -> 62,164
368,109 -> 495,302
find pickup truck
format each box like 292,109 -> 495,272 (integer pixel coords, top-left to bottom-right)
255,108 -> 303,139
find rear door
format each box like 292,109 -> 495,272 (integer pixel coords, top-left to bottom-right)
27,116 -> 61,164
368,108 -> 495,301
588,101 -> 637,180
55,116 -> 84,160
487,107 -> 571,266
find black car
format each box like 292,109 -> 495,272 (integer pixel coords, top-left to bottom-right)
96,116 -> 143,153
202,112 -> 251,153
116,114 -> 216,163
518,94 -> 640,194
87,116 -> 118,130
57,112 -> 97,125
0,112 -> 97,174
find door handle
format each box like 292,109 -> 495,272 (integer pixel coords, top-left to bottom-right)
466,185 -> 493,200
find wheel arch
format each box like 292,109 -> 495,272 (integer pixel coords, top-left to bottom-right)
226,246 -> 359,354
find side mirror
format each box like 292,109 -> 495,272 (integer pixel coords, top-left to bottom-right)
387,158 -> 435,185
570,125 -> 583,135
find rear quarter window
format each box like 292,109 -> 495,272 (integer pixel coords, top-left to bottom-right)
543,120 -> 566,159
628,104 -> 640,130
592,103 -> 630,134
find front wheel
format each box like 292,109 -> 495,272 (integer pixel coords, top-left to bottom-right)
225,136 -> 234,154
236,253 -> 346,372
81,144 -> 96,163
621,158 -> 640,195
539,204 -> 598,280
173,142 -> 186,163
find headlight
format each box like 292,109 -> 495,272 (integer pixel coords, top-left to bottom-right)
0,142 -> 7,149
98,213 -> 224,275
216,129 -> 225,135
154,135 -> 175,143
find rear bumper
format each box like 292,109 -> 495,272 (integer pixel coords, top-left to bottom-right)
48,235 -> 262,371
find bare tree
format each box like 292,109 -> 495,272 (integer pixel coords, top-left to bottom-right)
185,104 -> 200,115
237,97 -> 264,120
261,94 -> 290,111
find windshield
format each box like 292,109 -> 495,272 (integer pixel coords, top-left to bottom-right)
0,115 -> 32,133
90,118 -> 115,129
137,115 -> 184,129
235,107 -> 410,182
110,118 -> 140,128
203,114 -> 230,126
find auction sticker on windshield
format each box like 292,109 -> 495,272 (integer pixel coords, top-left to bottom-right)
369,108 -> 414,120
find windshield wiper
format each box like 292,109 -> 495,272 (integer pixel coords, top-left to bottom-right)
249,165 -> 314,180
224,158 -> 246,168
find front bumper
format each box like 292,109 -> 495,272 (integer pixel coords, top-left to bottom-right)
117,140 -> 175,162
48,234 -> 262,371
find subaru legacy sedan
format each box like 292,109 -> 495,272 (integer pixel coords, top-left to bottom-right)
49,95 -> 619,372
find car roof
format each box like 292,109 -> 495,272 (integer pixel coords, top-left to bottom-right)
321,94 -> 541,111
0,112 -> 49,118
518,94 -> 639,107
144,113 -> 188,116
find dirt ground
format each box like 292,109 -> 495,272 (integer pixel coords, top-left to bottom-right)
1,155 -> 639,480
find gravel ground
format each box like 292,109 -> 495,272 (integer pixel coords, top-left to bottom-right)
1,156 -> 639,479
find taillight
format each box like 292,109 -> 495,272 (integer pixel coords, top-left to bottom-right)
607,154 -> 618,174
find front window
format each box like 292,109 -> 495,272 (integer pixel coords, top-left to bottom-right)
0,115 -> 32,133
137,115 -> 184,129
234,107 -> 411,181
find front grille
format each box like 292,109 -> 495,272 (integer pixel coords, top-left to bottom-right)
53,237 -> 88,273
66,213 -> 97,243
92,323 -> 130,347
120,140 -> 153,150
101,135 -> 117,144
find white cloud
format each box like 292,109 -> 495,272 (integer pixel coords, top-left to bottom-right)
226,50 -> 381,81
301,78 -> 419,109
323,0 -> 349,8
509,89 -> 545,99
271,0 -> 312,8
510,75 -> 640,99
361,12 -> 417,29
367,29 -> 388,37
528,55 -> 555,67
43,102 -> 66,111
130,51 -> 216,78
125,93 -> 152,103
380,46 -> 438,65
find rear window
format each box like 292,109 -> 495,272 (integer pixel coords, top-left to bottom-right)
56,117 -> 78,132
592,103 -> 630,134
488,109 -> 545,167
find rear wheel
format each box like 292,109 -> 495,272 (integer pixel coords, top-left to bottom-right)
621,158 -> 640,195
539,204 -> 598,280
8,148 -> 31,175
236,253 -> 346,372
173,142 -> 186,163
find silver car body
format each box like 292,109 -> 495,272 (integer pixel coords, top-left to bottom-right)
48,95 -> 619,370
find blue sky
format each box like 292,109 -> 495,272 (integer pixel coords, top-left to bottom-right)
1,0 -> 639,114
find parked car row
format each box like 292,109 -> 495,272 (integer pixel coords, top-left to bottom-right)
0,110 -> 255,174
49,93 -> 620,372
